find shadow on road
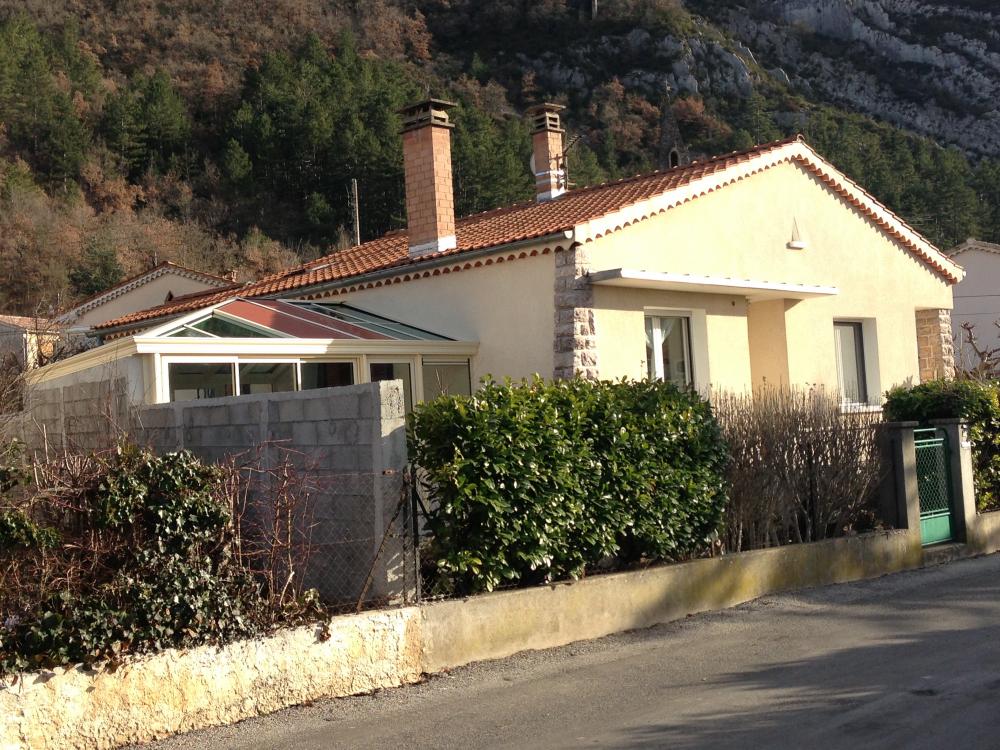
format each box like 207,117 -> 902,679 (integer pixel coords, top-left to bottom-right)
616,566 -> 1000,749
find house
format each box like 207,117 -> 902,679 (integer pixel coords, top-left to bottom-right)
57,261 -> 234,331
945,239 -> 1000,367
0,315 -> 61,370
29,100 -> 962,411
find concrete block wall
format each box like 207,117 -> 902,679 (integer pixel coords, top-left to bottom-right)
6,377 -> 130,455
136,382 -> 411,606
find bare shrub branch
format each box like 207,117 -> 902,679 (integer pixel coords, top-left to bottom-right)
713,387 -> 885,552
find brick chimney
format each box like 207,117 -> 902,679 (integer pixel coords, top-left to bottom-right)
528,103 -> 566,202
400,99 -> 457,258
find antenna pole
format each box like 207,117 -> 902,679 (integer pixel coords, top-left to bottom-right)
351,178 -> 361,246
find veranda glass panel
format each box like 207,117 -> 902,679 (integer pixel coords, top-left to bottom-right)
300,362 -> 355,390
238,363 -> 296,395
422,361 -> 472,401
191,316 -> 276,338
370,362 -> 413,413
168,363 -> 235,402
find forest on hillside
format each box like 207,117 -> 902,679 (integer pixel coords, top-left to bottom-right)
1,0 -> 998,316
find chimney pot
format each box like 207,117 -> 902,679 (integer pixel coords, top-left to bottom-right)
399,99 -> 458,258
527,103 -> 566,202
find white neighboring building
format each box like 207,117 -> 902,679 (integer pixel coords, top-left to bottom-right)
947,239 -> 1000,366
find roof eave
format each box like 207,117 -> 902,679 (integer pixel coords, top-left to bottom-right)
256,229 -> 576,301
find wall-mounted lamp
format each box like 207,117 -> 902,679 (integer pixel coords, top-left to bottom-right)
787,218 -> 808,250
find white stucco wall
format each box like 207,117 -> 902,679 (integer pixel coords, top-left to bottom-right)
585,161 -> 955,397
321,250 -> 557,385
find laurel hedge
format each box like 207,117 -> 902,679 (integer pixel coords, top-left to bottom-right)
408,377 -> 729,594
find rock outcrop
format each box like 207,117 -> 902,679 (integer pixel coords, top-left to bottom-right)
696,0 -> 1000,156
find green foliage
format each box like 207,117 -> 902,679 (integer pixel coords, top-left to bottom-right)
227,33 -> 418,242
409,378 -> 729,593
101,71 -> 191,178
884,380 -> 1000,511
0,15 -> 90,186
452,103 -> 533,216
68,241 -> 125,298
0,510 -> 59,550
0,447 -> 267,674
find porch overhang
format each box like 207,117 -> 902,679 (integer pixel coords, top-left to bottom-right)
587,269 -> 839,301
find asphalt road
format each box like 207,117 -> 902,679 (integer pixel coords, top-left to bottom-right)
139,553 -> 1000,750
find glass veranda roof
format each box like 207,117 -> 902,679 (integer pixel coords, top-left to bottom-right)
162,299 -> 452,341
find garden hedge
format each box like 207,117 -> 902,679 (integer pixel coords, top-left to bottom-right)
408,377 -> 729,593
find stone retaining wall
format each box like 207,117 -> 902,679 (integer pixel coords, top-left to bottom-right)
0,608 -> 421,750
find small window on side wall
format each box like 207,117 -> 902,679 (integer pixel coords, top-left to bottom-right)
645,315 -> 693,387
834,321 -> 868,404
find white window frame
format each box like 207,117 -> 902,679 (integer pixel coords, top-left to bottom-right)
643,308 -> 709,390
367,355 -> 419,411
157,353 -> 472,408
420,357 -> 473,400
833,319 -> 881,407
161,356 -> 299,402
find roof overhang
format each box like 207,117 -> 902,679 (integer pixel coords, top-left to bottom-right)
588,268 -> 839,301
132,337 -> 479,357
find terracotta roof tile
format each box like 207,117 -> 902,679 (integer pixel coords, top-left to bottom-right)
94,135 -> 958,333
0,314 -> 55,330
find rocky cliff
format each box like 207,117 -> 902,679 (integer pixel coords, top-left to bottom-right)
690,0 -> 1000,156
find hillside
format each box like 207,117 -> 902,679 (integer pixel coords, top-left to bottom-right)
0,0 -> 997,316
689,0 -> 1000,157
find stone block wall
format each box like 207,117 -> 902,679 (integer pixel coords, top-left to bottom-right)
553,245 -> 599,379
6,377 -> 131,455
915,308 -> 956,382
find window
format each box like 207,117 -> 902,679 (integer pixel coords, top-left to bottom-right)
834,322 -> 868,404
168,362 -> 235,402
645,315 -> 693,387
422,360 -> 472,401
370,362 -> 414,413
238,363 -> 296,395
300,362 -> 355,390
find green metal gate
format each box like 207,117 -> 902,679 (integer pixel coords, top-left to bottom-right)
914,427 -> 955,546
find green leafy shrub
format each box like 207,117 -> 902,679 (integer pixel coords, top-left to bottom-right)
884,379 -> 1000,511
408,378 -> 729,594
0,446 -> 276,675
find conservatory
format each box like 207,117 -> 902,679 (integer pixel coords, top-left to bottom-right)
30,298 -> 478,411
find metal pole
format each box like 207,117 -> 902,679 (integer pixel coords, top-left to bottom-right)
351,178 -> 361,246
